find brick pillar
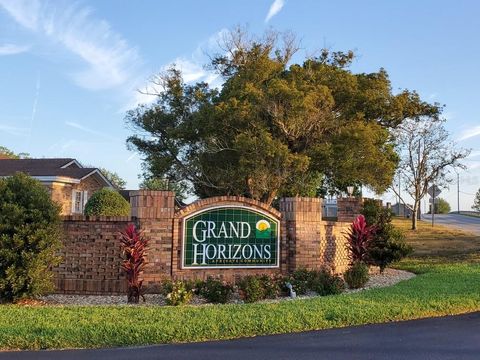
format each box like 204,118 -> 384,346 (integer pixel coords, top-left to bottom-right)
280,197 -> 323,271
337,197 -> 363,223
130,190 -> 175,288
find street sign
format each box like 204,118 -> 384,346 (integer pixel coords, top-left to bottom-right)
427,185 -> 442,198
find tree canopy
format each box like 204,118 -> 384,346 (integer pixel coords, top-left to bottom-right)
127,30 -> 440,205
0,146 -> 29,159
98,167 -> 127,190
0,173 -> 61,301
472,189 -> 480,212
392,116 -> 469,229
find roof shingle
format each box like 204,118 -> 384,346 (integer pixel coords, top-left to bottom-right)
0,158 -> 96,180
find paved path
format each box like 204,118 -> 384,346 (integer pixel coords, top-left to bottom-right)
2,312 -> 479,360
421,213 -> 480,235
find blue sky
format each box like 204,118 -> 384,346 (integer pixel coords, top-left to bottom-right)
0,0 -> 479,210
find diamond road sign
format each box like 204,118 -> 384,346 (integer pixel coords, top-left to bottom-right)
427,185 -> 442,198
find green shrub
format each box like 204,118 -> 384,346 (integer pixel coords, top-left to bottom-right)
309,269 -> 345,296
344,262 -> 369,289
160,279 -> 174,296
369,228 -> 413,272
259,275 -> 281,299
238,276 -> 265,303
361,199 -> 413,272
161,279 -> 200,296
84,188 -> 130,216
287,268 -> 311,295
0,173 -> 62,302
165,281 -> 193,306
286,268 -> 345,296
199,277 -> 233,304
237,275 -> 282,303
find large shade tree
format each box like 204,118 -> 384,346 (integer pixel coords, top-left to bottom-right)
127,30 -> 439,205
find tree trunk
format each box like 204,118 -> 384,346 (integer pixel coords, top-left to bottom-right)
411,200 -> 419,230
263,190 -> 277,207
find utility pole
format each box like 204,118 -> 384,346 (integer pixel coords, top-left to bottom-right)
457,172 -> 460,213
432,182 -> 435,227
397,174 -> 401,216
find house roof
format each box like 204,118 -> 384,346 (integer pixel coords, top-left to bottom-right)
0,158 -> 113,186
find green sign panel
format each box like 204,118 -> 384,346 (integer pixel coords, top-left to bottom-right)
182,206 -> 280,268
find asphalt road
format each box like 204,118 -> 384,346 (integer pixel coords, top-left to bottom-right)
2,312 -> 479,360
421,213 -> 480,235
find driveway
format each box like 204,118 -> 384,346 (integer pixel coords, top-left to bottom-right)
2,312 -> 479,360
421,213 -> 480,235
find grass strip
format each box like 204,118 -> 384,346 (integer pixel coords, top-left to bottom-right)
0,260 -> 479,350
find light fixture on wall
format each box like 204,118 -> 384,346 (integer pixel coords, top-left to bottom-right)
346,186 -> 354,198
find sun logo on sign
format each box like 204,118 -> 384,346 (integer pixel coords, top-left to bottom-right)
255,219 -> 271,239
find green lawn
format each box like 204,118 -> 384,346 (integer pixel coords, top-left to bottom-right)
1,218 -> 480,350
1,260 -> 479,350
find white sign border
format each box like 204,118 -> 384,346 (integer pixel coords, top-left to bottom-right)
181,205 -> 281,269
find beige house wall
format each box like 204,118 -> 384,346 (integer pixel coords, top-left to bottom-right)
45,175 -> 104,215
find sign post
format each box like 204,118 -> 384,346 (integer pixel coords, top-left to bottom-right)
427,184 -> 442,227
182,206 -> 280,268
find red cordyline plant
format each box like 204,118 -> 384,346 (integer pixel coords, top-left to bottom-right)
344,215 -> 376,265
120,224 -> 148,303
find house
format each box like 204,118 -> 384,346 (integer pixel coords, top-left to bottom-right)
0,158 -> 113,215
389,202 -> 413,218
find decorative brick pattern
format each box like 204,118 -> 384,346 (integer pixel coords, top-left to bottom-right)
280,197 -> 351,273
130,191 -> 175,287
54,192 -> 361,294
54,216 -> 130,294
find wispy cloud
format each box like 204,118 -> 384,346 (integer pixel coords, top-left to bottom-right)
265,0 -> 285,22
0,124 -> 29,136
0,43 -> 29,55
26,75 -> 40,149
65,121 -> 119,141
0,0 -> 141,90
131,29 -> 227,108
458,125 -> 480,141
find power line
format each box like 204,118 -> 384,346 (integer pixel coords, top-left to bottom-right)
459,190 -> 476,196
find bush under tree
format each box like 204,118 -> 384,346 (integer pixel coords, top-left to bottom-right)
361,199 -> 413,272
84,188 -> 131,216
199,277 -> 234,304
344,262 -> 369,289
0,173 -> 62,302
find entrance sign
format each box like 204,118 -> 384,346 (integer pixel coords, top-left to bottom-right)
182,206 -> 280,268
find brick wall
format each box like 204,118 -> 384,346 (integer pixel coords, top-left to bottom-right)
337,197 -> 363,222
55,216 -> 130,294
47,182 -> 72,215
130,190 -> 175,288
280,197 -> 351,273
54,192 -> 361,294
